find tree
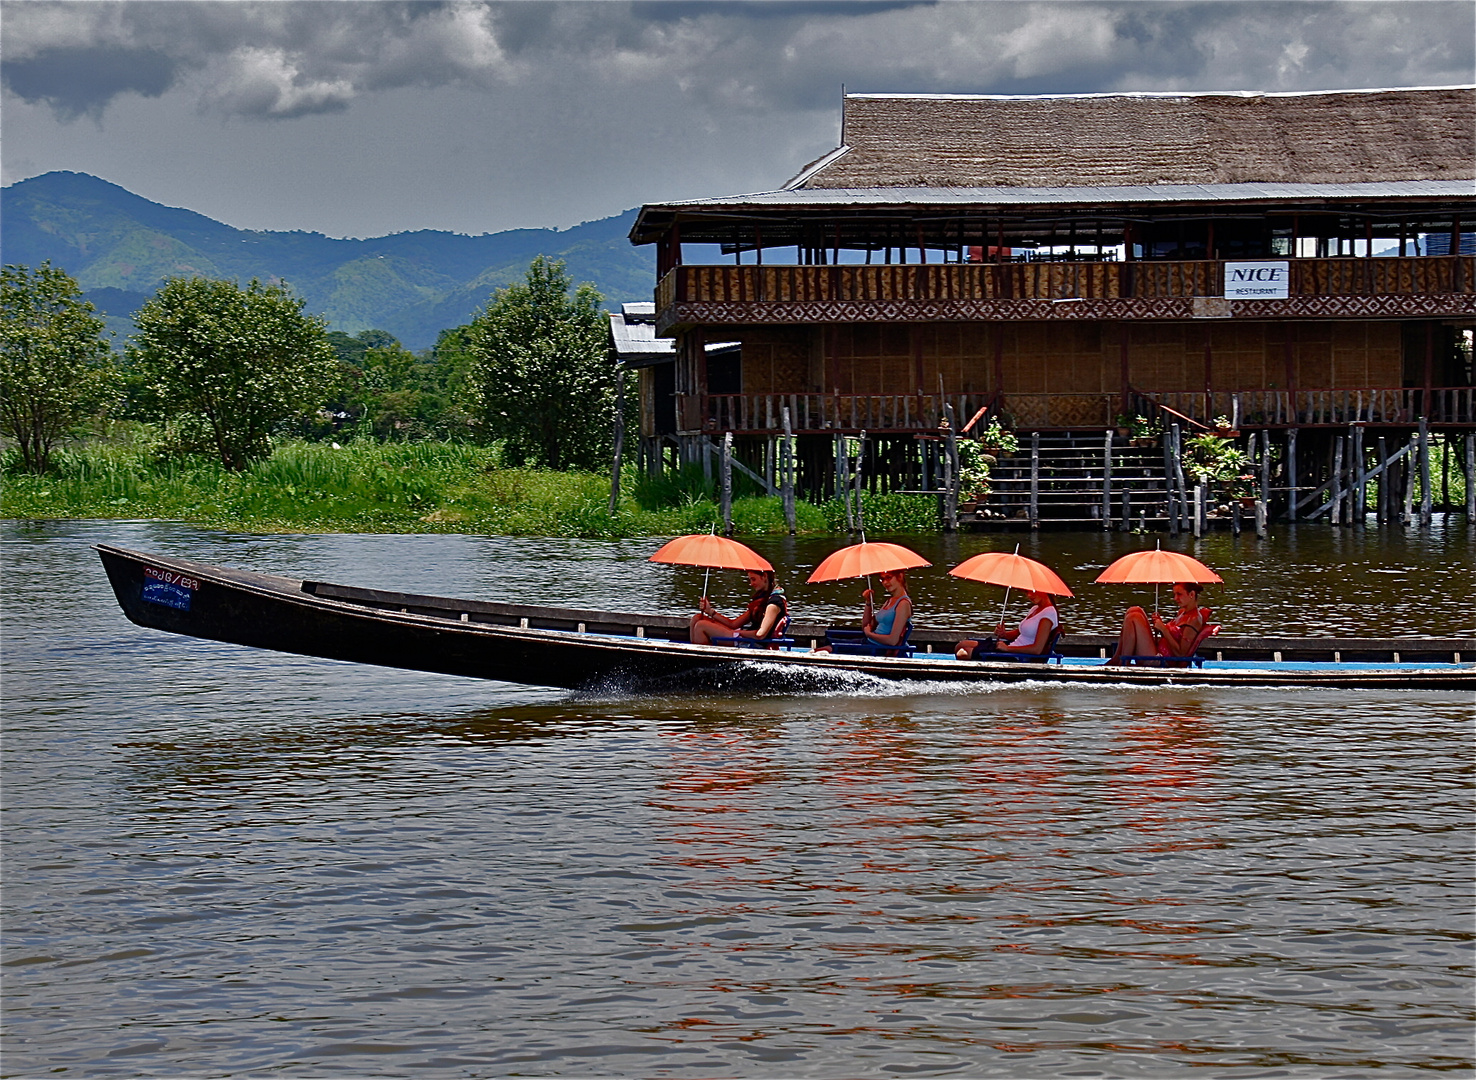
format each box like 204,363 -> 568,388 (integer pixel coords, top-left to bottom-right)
464,256 -> 614,469
0,262 -> 117,473
128,277 -> 337,469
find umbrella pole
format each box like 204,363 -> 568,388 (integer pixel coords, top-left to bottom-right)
703,565 -> 711,601
997,544 -> 1020,627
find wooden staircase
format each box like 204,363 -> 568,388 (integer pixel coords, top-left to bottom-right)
963,432 -> 1172,530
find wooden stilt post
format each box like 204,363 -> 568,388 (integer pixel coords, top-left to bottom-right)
1402,432 -> 1416,524
1376,436 -> 1390,523
1122,486 -> 1132,532
1418,415 -> 1432,526
1192,482 -> 1203,537
1440,434 -> 1451,512
781,407 -> 796,535
1256,429 -> 1269,538
1352,424 -> 1365,523
942,405 -> 959,532
1330,435 -> 1344,526
1286,428 -> 1299,522
1102,429 -> 1113,530
1172,424 -> 1190,534
720,432 -> 733,537
855,430 -> 869,535
1465,432 -> 1475,524
1028,430 -> 1040,530
1165,424 -> 1180,536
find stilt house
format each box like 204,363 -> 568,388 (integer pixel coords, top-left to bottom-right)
627,87 -> 1476,527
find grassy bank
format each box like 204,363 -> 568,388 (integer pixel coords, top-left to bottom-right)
1,435 -> 940,539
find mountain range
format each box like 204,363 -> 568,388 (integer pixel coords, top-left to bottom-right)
1,171 -> 656,350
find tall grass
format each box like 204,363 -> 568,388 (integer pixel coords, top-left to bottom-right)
0,434 -> 877,538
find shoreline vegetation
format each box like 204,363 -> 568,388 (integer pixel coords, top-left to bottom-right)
0,430 -> 939,539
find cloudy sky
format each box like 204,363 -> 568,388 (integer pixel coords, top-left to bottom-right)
3,1 -> 1472,239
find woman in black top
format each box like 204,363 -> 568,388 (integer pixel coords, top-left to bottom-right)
689,569 -> 788,645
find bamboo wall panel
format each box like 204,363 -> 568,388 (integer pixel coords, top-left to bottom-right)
657,257 -> 1476,329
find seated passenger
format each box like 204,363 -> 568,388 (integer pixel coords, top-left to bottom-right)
1107,582 -> 1205,665
815,569 -> 913,654
955,590 -> 1058,659
689,569 -> 788,646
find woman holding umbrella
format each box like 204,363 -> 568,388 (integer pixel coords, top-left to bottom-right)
689,568 -> 789,646
955,590 -> 1059,660
948,548 -> 1071,660
1108,582 -> 1206,665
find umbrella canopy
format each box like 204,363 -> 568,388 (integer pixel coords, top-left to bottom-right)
649,534 -> 772,572
949,551 -> 1074,597
1094,548 -> 1222,585
807,541 -> 930,583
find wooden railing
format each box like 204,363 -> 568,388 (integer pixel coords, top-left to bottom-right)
699,392 -> 997,433
1135,387 -> 1476,428
658,256 -> 1474,308
696,387 -> 1476,433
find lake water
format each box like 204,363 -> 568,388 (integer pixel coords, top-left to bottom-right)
2,519 -> 1472,1077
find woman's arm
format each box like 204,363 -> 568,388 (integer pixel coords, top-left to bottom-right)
1154,610 -> 1203,655
866,598 -> 912,646
861,588 -> 877,631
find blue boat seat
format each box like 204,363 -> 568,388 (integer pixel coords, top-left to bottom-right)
1115,621 -> 1221,668
711,613 -> 796,651
824,622 -> 916,657
970,625 -> 1065,663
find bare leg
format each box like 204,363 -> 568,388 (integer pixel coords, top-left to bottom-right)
955,639 -> 980,660
1110,607 -> 1155,664
689,615 -> 732,646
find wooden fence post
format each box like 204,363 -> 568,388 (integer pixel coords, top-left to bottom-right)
720,431 -> 733,537
609,361 -> 626,516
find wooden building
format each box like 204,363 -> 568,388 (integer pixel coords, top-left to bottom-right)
627,87 -> 1476,527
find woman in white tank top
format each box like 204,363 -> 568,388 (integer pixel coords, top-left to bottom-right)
955,590 -> 1059,659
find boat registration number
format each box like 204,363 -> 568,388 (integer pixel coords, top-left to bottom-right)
142,567 -> 199,611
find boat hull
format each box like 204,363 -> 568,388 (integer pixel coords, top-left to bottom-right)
96,545 -> 1476,692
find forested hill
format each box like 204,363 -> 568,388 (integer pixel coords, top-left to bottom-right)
1,171 -> 656,350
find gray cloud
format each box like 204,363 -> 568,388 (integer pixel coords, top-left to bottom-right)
2,1 -> 1471,239
4,2 -> 1471,123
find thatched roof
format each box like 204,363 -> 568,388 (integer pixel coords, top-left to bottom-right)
793,88 -> 1475,189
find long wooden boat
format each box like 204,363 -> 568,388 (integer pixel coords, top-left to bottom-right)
96,544 -> 1475,692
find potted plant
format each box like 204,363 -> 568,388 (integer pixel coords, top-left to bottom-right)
1115,413 -> 1133,439
957,439 -> 994,499
1129,414 -> 1160,446
1210,414 -> 1239,437
979,419 -> 1019,455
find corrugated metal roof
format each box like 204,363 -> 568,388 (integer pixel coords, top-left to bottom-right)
609,310 -> 738,366
647,180 -> 1476,211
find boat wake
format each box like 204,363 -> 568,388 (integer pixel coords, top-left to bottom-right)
577,660 -> 1032,699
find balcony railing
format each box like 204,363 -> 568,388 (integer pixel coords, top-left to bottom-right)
694,386 -> 1475,434
1135,387 -> 1475,429
655,256 -> 1475,325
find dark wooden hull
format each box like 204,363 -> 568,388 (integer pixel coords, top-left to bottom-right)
96,545 -> 1476,692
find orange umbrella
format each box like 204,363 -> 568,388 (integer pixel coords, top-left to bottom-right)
807,541 -> 930,583
1094,547 -> 1222,585
649,534 -> 773,573
650,533 -> 772,600
951,545 -> 1072,629
1094,543 -> 1221,611
950,551 -> 1074,596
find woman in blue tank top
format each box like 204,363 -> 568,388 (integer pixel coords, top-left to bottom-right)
863,569 -> 912,651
